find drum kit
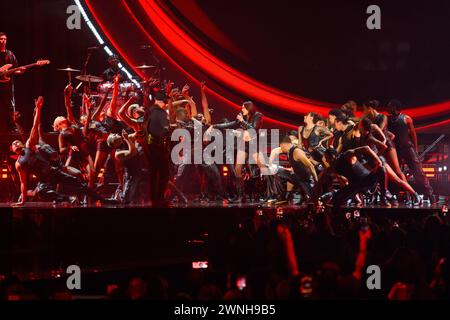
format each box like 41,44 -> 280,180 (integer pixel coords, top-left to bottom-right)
57,64 -> 157,102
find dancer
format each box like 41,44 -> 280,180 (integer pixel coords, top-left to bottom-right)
212,101 -> 268,202
12,97 -> 114,206
387,100 -> 435,203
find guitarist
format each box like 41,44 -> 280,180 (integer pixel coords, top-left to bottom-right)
0,32 -> 25,133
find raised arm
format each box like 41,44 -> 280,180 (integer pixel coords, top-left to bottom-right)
352,228 -> 371,281
115,130 -> 137,161
92,89 -> 111,121
64,84 -> 76,124
26,96 -> 43,149
118,96 -> 140,132
182,84 -> 198,118
38,123 -> 46,145
83,104 -> 93,138
276,224 -> 300,277
107,75 -> 120,119
200,82 -> 212,125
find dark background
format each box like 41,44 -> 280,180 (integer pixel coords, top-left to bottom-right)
1,0 -> 450,130
1,0 -> 104,130
183,0 -> 450,106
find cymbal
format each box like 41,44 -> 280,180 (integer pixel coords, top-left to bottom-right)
75,75 -> 104,83
135,64 -> 156,70
57,67 -> 81,72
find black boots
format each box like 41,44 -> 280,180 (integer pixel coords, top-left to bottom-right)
228,178 -> 245,203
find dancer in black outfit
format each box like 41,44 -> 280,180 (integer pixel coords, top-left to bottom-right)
363,100 -> 407,184
279,136 -> 318,201
11,97 -> 113,206
146,91 -> 171,207
359,117 -> 421,205
212,101 -> 268,202
387,100 -> 435,203
322,147 -> 390,211
298,112 -> 333,163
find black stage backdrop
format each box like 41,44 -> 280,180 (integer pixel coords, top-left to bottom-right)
1,0 -> 450,131
0,0 -> 105,131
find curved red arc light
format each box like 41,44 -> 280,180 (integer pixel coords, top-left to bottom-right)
139,0 -> 333,115
83,0 -> 448,131
120,1 -> 297,129
138,0 -> 450,122
83,0 -> 297,129
416,118 -> 450,132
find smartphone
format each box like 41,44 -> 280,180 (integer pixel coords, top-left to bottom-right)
300,275 -> 313,298
192,261 -> 208,269
236,276 -> 247,291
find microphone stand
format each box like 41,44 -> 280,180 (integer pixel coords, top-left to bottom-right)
80,50 -> 93,116
143,46 -> 165,84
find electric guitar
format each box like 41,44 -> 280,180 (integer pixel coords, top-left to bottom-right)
0,64 -> 12,73
0,60 -> 50,83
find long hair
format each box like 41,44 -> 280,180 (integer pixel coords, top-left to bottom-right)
363,100 -> 380,122
307,112 -> 321,125
242,101 -> 257,121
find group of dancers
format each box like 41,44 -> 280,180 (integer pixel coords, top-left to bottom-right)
7,77 -> 436,209
1,32 -> 436,208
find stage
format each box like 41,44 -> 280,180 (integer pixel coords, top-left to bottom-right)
0,200 -> 446,283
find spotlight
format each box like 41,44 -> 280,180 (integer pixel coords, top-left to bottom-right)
444,166 -> 448,172
438,167 -> 443,173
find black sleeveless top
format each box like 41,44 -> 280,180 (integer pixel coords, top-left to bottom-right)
341,125 -> 360,152
388,113 -> 412,150
87,121 -> 109,141
288,146 -> 311,180
332,130 -> 343,149
60,125 -> 90,156
374,113 -> 393,150
18,148 -> 53,179
301,125 -> 322,150
102,116 -> 123,134
334,151 -> 370,182
118,143 -> 147,176
37,144 -> 63,169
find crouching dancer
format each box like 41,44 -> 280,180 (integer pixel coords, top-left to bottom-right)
11,97 -> 115,206
322,147 -> 390,213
